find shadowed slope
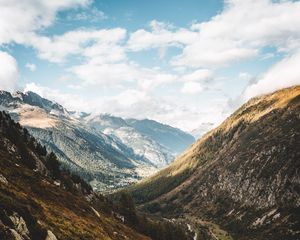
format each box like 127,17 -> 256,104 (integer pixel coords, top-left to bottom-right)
0,111 -> 149,240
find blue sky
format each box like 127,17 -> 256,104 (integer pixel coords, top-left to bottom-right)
0,0 -> 300,132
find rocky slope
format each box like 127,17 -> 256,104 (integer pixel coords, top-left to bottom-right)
0,90 -> 194,192
129,86 -> 300,240
0,111 -> 149,240
0,111 -> 195,240
0,91 -> 147,191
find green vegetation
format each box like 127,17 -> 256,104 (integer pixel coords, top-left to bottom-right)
112,192 -> 193,240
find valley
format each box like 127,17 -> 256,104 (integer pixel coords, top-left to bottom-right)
128,86 -> 300,240
0,90 -> 194,192
0,85 -> 299,239
1,0 -> 300,239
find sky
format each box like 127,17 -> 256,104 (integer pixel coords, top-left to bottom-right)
0,0 -> 300,132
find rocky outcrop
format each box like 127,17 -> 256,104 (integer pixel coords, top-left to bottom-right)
9,212 -> 30,239
45,230 -> 57,240
0,174 -> 8,185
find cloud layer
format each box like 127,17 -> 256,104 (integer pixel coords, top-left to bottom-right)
1,0 -> 300,131
0,51 -> 18,92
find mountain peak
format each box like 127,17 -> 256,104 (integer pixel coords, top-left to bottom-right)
11,90 -> 68,115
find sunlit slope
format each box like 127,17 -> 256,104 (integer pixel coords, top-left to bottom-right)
129,85 -> 300,204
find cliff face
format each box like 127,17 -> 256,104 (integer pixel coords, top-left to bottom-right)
129,86 -> 300,239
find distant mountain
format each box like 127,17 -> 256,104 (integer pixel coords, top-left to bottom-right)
126,119 -> 195,154
129,86 -> 300,240
82,115 -> 194,168
0,90 -> 194,191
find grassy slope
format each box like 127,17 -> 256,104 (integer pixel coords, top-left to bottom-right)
128,85 -> 300,203
126,86 -> 300,240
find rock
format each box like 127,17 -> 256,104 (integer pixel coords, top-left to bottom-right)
10,229 -> 24,240
45,230 -> 58,240
0,174 -> 8,185
9,212 -> 30,239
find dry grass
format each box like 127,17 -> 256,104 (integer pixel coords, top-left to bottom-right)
129,85 -> 300,203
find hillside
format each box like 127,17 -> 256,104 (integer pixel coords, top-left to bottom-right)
0,111 -> 150,240
0,111 -> 197,240
0,91 -> 194,192
128,86 -> 300,240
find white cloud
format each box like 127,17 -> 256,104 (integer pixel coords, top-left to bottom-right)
181,82 -> 203,94
95,90 -> 223,132
173,39 -> 257,68
181,69 -> 213,82
70,62 -> 136,86
0,51 -> 19,92
29,28 -> 127,63
25,63 -> 36,71
2,0 -> 300,133
109,89 -> 150,107
0,0 -> 90,45
67,7 -> 107,22
127,20 -> 197,52
24,82 -> 88,110
70,60 -> 177,90
23,81 -> 232,132
243,51 -> 300,100
175,0 -> 300,68
127,1 -> 300,69
238,72 -> 252,81
24,82 -> 44,96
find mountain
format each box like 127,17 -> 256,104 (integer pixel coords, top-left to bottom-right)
83,114 -> 194,168
0,90 -> 146,192
128,86 -> 300,240
0,111 -> 196,240
126,118 -> 195,155
0,90 -> 194,191
0,111 -> 149,240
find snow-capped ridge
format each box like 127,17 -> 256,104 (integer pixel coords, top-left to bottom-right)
0,89 -> 195,191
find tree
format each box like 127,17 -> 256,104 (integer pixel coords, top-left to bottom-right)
118,192 -> 138,225
36,143 -> 47,156
46,152 -> 60,179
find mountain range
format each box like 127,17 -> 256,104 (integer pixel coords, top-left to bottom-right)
0,111 -> 195,240
128,86 -> 300,240
0,85 -> 299,239
0,90 -> 194,191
